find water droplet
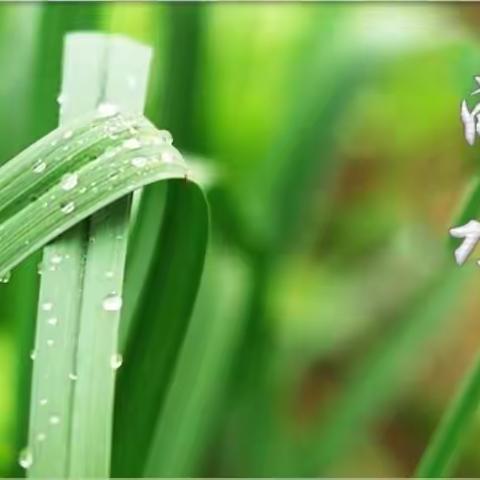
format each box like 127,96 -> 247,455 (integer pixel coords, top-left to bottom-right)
49,415 -> 60,425
50,253 -> 63,264
36,433 -> 46,442
57,93 -> 66,105
63,130 -> 73,139
69,372 -> 78,381
97,102 -> 119,118
0,271 -> 11,283
110,353 -> 123,370
131,156 -> 147,168
39,398 -> 48,406
33,160 -> 46,174
47,317 -> 58,326
102,293 -> 123,312
105,271 -> 114,278
60,201 -> 75,214
60,172 -> 78,191
161,151 -> 175,163
156,130 -> 173,145
46,339 -> 54,347
18,447 -> 33,469
41,302 -> 53,311
123,138 -> 141,150
30,349 -> 37,360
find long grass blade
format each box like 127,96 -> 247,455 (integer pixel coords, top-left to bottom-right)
413,178 -> 480,478
66,34 -> 152,478
112,179 -> 209,476
0,110 -> 206,475
144,246 -> 248,476
28,32 -> 115,478
112,5 -> 210,476
8,7 -> 101,474
415,352 -> 480,478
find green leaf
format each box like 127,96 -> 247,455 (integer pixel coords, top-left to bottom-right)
144,246 -> 248,476
0,112 -> 207,475
112,179 -> 209,476
414,178 -> 480,478
112,6 -> 210,477
0,114 -> 191,275
5,7 -> 103,474
415,352 -> 480,478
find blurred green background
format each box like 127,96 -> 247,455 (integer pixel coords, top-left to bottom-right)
2,1 -> 480,477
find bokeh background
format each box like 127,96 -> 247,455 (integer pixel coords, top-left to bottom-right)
1,1 -> 480,477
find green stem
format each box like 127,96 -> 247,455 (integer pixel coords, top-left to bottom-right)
415,351 -> 480,478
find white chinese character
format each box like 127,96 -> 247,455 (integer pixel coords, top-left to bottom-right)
449,220 -> 480,265
461,77 -> 480,145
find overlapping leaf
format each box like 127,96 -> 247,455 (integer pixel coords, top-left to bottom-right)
0,111 -> 206,277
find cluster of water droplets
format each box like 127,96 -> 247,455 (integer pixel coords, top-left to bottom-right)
18,397 -> 62,469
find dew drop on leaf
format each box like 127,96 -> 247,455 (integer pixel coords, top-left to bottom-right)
60,201 -> 75,214
123,138 -> 141,150
156,130 -> 173,145
18,447 -> 33,469
50,253 -> 63,264
69,372 -> 78,381
161,151 -> 175,163
97,102 -> 119,118
110,353 -> 123,370
60,173 -> 78,191
30,349 -> 37,360
41,302 -> 53,311
33,160 -> 46,174
46,339 -> 54,347
47,317 -> 58,326
63,130 -> 73,139
0,271 -> 11,283
49,415 -> 60,426
131,156 -> 147,168
102,293 -> 123,312
36,433 -> 46,443
39,398 -> 48,406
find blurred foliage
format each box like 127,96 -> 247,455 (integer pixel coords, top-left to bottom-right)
2,2 -> 480,477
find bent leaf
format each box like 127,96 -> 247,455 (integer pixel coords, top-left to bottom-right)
0,111 -> 205,277
0,110 -> 208,476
